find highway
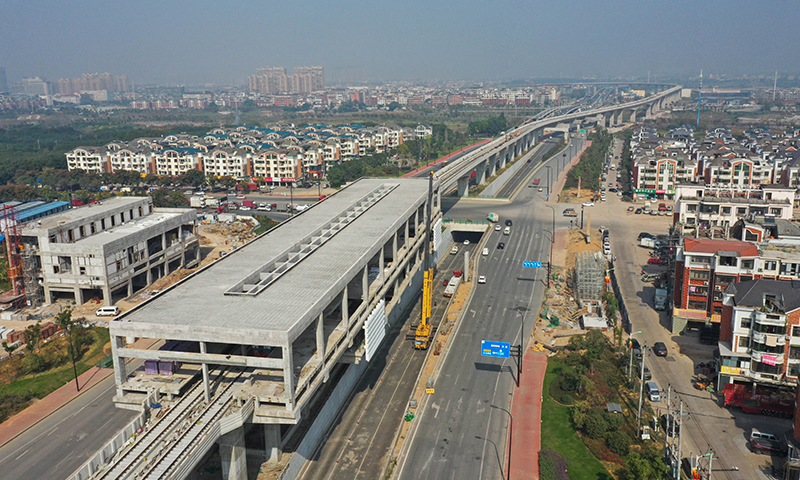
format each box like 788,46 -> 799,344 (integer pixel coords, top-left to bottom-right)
396,144 -> 569,480
297,239 -> 474,480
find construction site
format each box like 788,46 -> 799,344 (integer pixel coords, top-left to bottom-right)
533,228 -> 616,351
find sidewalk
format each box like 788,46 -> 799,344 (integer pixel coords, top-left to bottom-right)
0,337 -> 157,448
507,350 -> 548,480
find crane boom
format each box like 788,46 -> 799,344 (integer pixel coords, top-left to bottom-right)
414,173 -> 435,349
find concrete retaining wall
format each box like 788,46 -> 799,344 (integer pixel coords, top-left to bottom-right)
68,413 -> 146,480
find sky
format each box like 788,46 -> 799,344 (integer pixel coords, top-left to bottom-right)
1,0 -> 798,86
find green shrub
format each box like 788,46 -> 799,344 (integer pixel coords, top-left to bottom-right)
605,431 -> 631,456
584,409 -> 609,439
561,394 -> 574,405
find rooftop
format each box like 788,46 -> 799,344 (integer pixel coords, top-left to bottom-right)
726,279 -> 800,312
111,178 -> 432,347
22,197 -> 147,234
683,238 -> 759,256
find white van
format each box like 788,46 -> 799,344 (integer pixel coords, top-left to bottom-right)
750,428 -> 779,443
96,306 -> 120,317
646,381 -> 660,402
482,247 -> 489,256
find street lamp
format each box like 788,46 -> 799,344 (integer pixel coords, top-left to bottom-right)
545,205 -> 555,288
562,153 -> 566,172
545,165 -> 552,200
628,330 -> 642,381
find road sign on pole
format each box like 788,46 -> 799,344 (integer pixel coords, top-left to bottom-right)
522,261 -> 542,268
481,340 -> 511,358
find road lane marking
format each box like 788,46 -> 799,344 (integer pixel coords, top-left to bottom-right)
14,449 -> 28,460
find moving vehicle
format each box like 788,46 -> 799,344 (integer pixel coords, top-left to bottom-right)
642,365 -> 652,381
189,196 -> 206,208
563,208 -> 577,217
478,275 -> 486,284
533,178 -> 540,186
648,257 -> 666,265
495,224 -> 502,231
503,226 -> 511,236
487,212 -> 499,222
242,200 -> 256,208
450,245 -> 459,255
482,247 -> 489,256
497,242 -> 505,249
724,384 -> 794,417
646,381 -> 660,402
505,219 -> 513,226
582,202 -> 594,207
653,342 -> 668,356
654,288 -> 668,310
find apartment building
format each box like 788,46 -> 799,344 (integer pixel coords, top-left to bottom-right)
19,197 -> 199,307
631,148 -> 698,200
674,184 -> 794,232
673,238 -> 761,332
718,279 -> 800,388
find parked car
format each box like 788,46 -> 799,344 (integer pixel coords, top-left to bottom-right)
635,208 -> 643,214
648,257 -> 666,265
653,342 -> 668,357
582,202 -> 594,207
750,438 -> 787,456
638,232 -> 656,240
627,206 -> 634,212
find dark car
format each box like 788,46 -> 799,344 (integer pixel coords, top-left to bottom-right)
642,365 -> 652,381
635,208 -> 643,214
638,232 -> 656,240
497,242 -> 505,249
653,342 -> 668,357
750,438 -> 787,456
505,219 -> 513,226
648,257 -> 667,265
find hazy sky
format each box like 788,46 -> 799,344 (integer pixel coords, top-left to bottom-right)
1,0 -> 798,86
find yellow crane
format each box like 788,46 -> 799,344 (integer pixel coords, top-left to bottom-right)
414,172 -> 435,350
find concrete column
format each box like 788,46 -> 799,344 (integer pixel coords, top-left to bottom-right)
404,219 -> 409,247
646,105 -> 653,119
219,427 -> 247,480
488,155 -> 497,177
392,232 -> 398,262
200,341 -> 210,403
316,313 -> 325,362
629,109 -> 637,123
264,424 -> 282,463
362,265 -> 369,301
111,335 -> 127,395
342,286 -> 350,329
457,177 -> 469,197
282,346 -> 295,411
476,160 -> 487,185
101,285 -> 112,305
127,279 -> 133,298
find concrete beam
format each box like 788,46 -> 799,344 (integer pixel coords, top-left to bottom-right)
116,347 -> 285,369
219,427 -> 248,480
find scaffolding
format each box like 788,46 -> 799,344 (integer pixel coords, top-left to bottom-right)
574,251 -> 605,304
1,205 -> 25,297
21,245 -> 42,308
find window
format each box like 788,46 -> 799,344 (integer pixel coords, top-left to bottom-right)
101,219 -> 106,230
79,225 -> 85,237
741,317 -> 752,329
692,256 -> 712,265
687,204 -> 698,212
79,267 -> 86,275
790,346 -> 800,359
737,207 -> 747,216
764,261 -> 777,271
741,260 -> 754,270
111,216 -> 116,227
789,363 -> 800,378
793,325 -> 800,337
771,208 -> 782,216
689,270 -> 710,280
90,223 -> 96,234
739,337 -> 750,347
688,300 -> 707,310
739,275 -> 752,282
719,256 -> 736,267
722,207 -> 731,214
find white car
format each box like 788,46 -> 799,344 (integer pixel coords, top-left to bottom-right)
482,247 -> 489,256
478,275 -> 486,284
582,202 -> 595,207
463,239 -> 470,245
495,224 -> 501,231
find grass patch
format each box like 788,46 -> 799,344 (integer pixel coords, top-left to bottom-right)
0,327 -> 110,422
541,360 -> 613,480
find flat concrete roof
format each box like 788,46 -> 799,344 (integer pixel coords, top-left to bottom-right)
75,210 -> 190,247
111,178 -> 432,347
22,197 -> 146,234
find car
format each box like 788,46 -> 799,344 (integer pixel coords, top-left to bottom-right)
627,206 -> 634,212
649,210 -> 658,216
236,195 -> 246,199
538,187 -> 543,192
562,209 -> 577,217
750,438 -> 787,456
495,224 -> 502,231
482,247 -> 489,256
450,246 -> 459,255
443,279 -> 449,286
582,202 -> 594,207
609,188 -> 618,193
658,210 -> 665,216
635,208 -> 643,214
653,342 -> 668,357
638,232 -> 656,240
642,365 -> 652,381
600,195 -> 607,202
667,205 -> 674,212
648,257 -> 667,265
240,206 -> 251,211
478,275 -> 486,284
505,219 -> 513,226
463,239 -> 470,245
497,242 -> 505,249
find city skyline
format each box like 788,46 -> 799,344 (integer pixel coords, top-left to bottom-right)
1,0 -> 799,86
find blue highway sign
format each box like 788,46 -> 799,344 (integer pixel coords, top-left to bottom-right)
522,261 -> 542,268
481,340 -> 511,358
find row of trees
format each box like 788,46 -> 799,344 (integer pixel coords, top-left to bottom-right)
326,152 -> 400,188
563,129 -> 613,192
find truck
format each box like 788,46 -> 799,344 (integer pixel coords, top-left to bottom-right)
723,383 -> 794,417
487,212 -> 499,223
189,196 -> 206,208
206,198 -> 220,208
242,200 -> 256,208
654,288 -> 668,311
533,178 -> 540,186
443,275 -> 462,298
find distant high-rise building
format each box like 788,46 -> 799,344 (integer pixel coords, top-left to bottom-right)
21,77 -> 50,96
55,73 -> 131,95
249,66 -> 324,94
0,67 -> 8,93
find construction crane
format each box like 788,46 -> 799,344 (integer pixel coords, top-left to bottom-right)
1,205 -> 25,297
414,172 -> 435,350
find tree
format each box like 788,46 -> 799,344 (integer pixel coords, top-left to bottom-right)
56,308 -> 81,391
2,340 -> 17,357
387,101 -> 400,111
22,322 -> 41,352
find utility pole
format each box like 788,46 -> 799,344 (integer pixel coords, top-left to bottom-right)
676,401 -> 683,480
636,353 -> 645,434
665,385 -> 671,451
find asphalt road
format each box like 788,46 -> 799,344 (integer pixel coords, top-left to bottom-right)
396,148 -> 569,480
296,252 -> 467,480
0,364 -> 138,480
